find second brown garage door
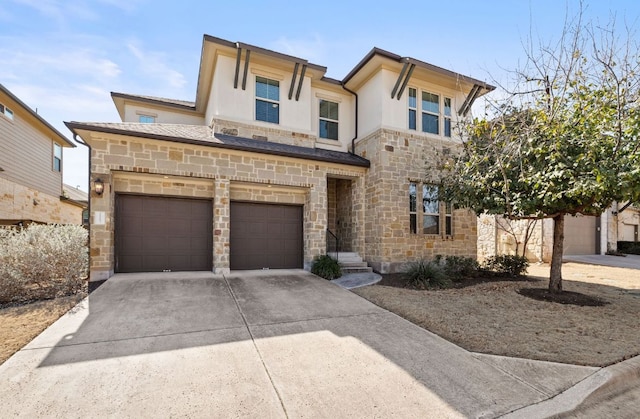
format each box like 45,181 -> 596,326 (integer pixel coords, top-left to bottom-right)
230,202 -> 303,270
115,194 -> 213,272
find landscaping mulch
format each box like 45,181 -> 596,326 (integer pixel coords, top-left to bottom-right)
353,263 -> 640,367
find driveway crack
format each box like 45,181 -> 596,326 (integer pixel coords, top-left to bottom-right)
222,274 -> 289,419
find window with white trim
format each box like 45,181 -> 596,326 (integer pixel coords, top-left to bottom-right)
408,88 -> 417,130
444,97 -> 452,137
255,76 -> 279,124
0,103 -> 14,120
139,115 -> 155,123
319,99 -> 339,140
53,143 -> 62,172
422,92 -> 439,135
407,89 -> 453,137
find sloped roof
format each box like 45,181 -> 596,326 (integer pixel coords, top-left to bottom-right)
111,92 -> 196,110
63,184 -> 88,202
0,83 -> 75,147
65,122 -> 370,168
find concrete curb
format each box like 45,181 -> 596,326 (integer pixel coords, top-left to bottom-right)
501,355 -> 640,418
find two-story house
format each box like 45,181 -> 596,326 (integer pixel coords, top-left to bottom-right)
66,35 -> 494,283
0,84 -> 85,226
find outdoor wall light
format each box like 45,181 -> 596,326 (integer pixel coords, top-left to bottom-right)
94,178 -> 104,196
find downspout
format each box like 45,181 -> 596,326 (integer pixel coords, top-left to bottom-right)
341,83 -> 358,154
72,133 -> 95,289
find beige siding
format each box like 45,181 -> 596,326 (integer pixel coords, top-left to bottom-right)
0,103 -> 62,198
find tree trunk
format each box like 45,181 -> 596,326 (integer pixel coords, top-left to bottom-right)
549,214 -> 565,293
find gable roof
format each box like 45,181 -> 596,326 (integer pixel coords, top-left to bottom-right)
342,47 -> 495,91
116,35 -> 495,115
0,83 -> 75,147
65,122 -> 370,168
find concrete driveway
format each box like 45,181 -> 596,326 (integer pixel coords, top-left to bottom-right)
0,270 -> 598,418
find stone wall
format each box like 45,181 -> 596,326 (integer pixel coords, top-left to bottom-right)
355,128 -> 477,273
87,133 -> 366,280
478,214 -> 545,262
0,177 -> 83,225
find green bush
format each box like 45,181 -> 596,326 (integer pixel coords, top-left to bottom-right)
0,224 -> 88,304
311,254 -> 342,280
440,255 -> 479,281
483,254 -> 529,277
403,259 -> 451,289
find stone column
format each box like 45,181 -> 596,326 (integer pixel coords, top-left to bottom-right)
213,178 -> 230,274
89,172 -> 114,282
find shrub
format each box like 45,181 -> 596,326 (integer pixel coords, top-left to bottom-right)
440,255 -> 479,281
483,254 -> 529,277
0,224 -> 88,304
618,241 -> 640,255
403,259 -> 451,289
311,254 -> 342,280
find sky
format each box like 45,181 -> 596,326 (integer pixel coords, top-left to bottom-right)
1,0 -> 639,191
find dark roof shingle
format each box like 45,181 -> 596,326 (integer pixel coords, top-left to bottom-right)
65,122 -> 370,168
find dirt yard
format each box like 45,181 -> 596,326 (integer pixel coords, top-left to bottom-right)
0,295 -> 85,365
353,262 -> 640,367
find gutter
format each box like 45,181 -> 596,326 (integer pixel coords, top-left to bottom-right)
341,83 -> 358,155
71,132 -> 93,277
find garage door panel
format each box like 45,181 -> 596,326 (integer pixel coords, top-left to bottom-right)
230,202 -> 302,270
564,215 -> 597,255
116,195 -> 213,273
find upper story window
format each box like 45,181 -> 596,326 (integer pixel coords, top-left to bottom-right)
255,76 -> 279,124
422,92 -> 440,135
0,103 -> 14,120
53,143 -> 62,172
138,115 -> 156,123
408,88 -> 417,130
407,89 -> 453,138
319,100 -> 339,140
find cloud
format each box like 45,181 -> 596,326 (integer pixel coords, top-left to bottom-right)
126,42 -> 187,89
270,35 -> 327,64
10,0 -> 101,24
97,0 -> 145,13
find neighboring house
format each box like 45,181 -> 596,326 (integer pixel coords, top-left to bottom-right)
62,183 -> 89,227
0,84 -> 83,226
66,35 -> 494,283
478,208 -> 626,262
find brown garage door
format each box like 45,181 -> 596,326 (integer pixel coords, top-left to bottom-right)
230,202 -> 303,270
115,195 -> 212,272
564,214 -> 597,255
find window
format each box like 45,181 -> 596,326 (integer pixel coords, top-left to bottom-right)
319,100 -> 339,140
0,103 -> 14,120
139,115 -> 155,123
445,201 -> 452,236
444,97 -> 452,137
256,76 -> 279,124
423,185 -> 439,234
408,88 -> 417,130
409,183 -> 417,234
408,182 -> 454,237
422,92 -> 439,135
53,143 -> 62,172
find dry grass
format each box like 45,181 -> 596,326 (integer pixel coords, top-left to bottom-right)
353,262 -> 640,367
0,295 -> 85,365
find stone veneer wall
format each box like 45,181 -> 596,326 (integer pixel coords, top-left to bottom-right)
212,118 -> 316,148
477,214 -> 546,262
87,133 -> 365,280
355,128 -> 477,273
0,177 -> 83,224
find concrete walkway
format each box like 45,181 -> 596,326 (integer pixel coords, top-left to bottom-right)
564,254 -> 640,270
0,270 -> 622,418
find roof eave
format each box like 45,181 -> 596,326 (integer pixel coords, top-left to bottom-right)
0,83 -> 75,147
